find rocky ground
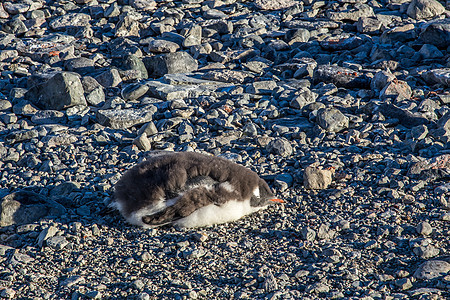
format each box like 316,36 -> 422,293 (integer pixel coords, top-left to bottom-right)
0,0 -> 450,299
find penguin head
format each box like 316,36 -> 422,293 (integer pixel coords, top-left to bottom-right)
250,178 -> 284,207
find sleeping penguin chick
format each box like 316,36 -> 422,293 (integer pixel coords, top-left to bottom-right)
113,151 -> 283,228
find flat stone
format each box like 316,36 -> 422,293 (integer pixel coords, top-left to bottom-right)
145,81 -> 192,100
9,251 -> 34,265
17,40 -> 74,63
313,65 -> 370,89
303,166 -> 333,190
144,52 -> 198,78
378,103 -> 429,128
320,35 -> 364,51
202,70 -> 246,84
31,110 -> 65,125
46,236 -> 69,250
60,276 -> 85,287
148,39 -> 180,53
413,245 -> 439,259
6,129 -> 38,143
41,134 -> 78,147
96,106 -> 157,129
64,57 -> 95,75
130,0 -> 157,11
327,4 -> 374,21
414,260 -> 450,280
49,13 -> 91,31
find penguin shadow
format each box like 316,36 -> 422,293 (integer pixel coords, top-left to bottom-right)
0,183 -> 130,248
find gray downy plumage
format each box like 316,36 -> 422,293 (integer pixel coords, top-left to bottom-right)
113,151 -> 279,227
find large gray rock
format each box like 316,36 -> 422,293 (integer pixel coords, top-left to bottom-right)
143,52 -> 198,78
26,72 -> 87,110
96,105 -> 157,129
407,0 -> 445,20
420,19 -> 450,48
254,0 -> 296,10
422,68 -> 450,87
327,4 -> 374,21
266,138 -> 293,157
316,108 -> 349,132
414,260 -> 450,280
49,13 -> 91,30
313,65 -> 370,89
120,54 -> 148,79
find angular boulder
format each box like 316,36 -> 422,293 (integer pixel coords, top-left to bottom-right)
26,72 -> 87,110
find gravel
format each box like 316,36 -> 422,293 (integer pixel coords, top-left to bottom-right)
0,0 -> 449,299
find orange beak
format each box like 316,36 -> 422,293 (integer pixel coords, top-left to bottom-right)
269,198 -> 284,203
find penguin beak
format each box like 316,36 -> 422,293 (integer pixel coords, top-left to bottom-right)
269,198 -> 284,203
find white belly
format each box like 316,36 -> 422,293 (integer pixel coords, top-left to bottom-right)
174,198 -> 266,228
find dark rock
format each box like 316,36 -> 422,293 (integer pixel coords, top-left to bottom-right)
64,57 -> 95,75
266,138 -> 293,157
31,110 -> 66,125
419,19 -> 450,48
378,103 -> 429,128
118,54 -> 148,79
421,69 -> 450,87
95,68 -> 122,88
26,72 -> 87,110
143,52 -> 198,78
313,65 -> 370,89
